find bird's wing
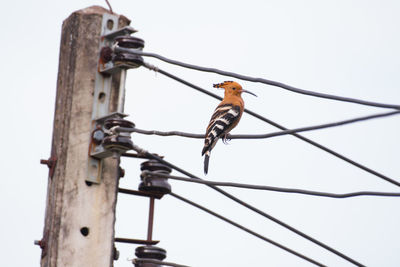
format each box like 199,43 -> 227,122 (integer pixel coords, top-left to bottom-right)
202,104 -> 241,155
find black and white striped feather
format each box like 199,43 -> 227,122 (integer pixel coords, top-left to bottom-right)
202,104 -> 241,174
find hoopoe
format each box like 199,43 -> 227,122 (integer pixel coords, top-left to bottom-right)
202,81 -> 257,174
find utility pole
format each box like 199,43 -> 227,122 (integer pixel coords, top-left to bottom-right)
39,6 -> 131,267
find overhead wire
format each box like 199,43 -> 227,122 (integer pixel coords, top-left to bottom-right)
144,171 -> 400,199
126,144 -> 365,266
115,110 -> 400,140
114,46 -> 400,110
169,192 -> 326,267
112,41 -> 397,267
138,64 -> 400,188
132,258 -> 191,267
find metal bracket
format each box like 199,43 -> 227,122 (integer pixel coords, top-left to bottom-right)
90,112 -> 128,159
86,13 -> 143,184
99,26 -> 138,74
86,14 -> 128,184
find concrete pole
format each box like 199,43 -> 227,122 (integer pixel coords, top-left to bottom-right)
40,6 -> 130,267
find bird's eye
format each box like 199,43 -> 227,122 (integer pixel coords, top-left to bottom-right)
232,87 -> 236,90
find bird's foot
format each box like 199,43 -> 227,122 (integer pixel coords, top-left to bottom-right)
222,134 -> 231,145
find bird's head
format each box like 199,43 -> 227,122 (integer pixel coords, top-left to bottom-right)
213,81 -> 257,97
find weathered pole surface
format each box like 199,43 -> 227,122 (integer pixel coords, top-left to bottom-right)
40,6 -> 130,267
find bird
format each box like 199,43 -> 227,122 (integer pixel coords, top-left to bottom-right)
202,81 -> 257,174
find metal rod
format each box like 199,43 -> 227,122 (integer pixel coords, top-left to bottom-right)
114,237 -> 159,245
147,197 -> 155,241
121,152 -> 152,159
117,69 -> 127,113
118,187 -> 163,199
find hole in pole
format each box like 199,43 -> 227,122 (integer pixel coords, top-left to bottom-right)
98,92 -> 106,103
80,227 -> 90,236
107,19 -> 114,30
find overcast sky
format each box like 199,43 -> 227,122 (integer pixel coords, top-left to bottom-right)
2,1 -> 400,266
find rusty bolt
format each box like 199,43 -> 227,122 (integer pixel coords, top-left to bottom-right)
40,159 -> 53,168
100,46 -> 113,63
40,156 -> 57,179
34,239 -> 46,250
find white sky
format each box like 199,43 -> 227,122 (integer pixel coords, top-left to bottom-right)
2,0 -> 400,266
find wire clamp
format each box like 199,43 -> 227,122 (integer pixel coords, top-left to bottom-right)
89,113 -> 135,159
87,112 -> 135,184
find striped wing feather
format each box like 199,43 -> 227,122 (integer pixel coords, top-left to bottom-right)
202,104 -> 241,155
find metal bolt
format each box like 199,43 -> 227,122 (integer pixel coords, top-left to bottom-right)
100,46 -> 113,63
40,159 -> 53,168
113,246 -> 120,261
118,166 -> 125,178
34,239 -> 46,250
40,156 -> 57,178
92,128 -> 105,145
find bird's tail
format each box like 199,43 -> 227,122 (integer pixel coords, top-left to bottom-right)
204,150 -> 211,174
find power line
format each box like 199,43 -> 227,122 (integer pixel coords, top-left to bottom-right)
169,192 -> 326,267
132,258 -> 191,267
144,171 -> 400,199
140,65 -> 400,189
115,110 -> 400,140
104,0 -> 113,13
114,46 -> 400,110
126,144 -> 365,266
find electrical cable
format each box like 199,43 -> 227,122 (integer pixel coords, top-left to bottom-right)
114,46 -> 400,110
144,171 -> 400,199
169,192 -> 326,267
115,110 -> 400,140
140,65 -> 400,188
132,258 -> 191,267
127,144 -> 365,266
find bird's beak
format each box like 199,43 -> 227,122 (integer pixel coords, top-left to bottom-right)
241,89 -> 257,97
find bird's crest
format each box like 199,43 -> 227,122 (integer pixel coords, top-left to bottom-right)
213,81 -> 234,88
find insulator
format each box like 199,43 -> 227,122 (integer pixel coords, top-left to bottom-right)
102,117 -> 135,153
133,246 -> 166,267
104,118 -> 135,129
136,246 -> 166,260
113,53 -> 143,68
113,35 -> 145,68
115,36 -> 145,49
139,159 -> 171,194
